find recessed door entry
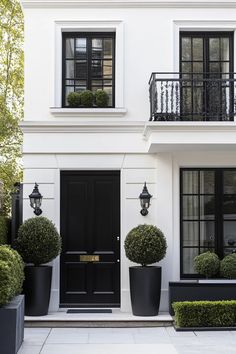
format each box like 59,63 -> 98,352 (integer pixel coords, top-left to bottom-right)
60,171 -> 120,307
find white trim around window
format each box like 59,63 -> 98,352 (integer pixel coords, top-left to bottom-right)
52,20 -> 125,113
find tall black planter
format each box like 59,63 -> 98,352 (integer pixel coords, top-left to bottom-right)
23,265 -> 52,316
129,266 -> 162,316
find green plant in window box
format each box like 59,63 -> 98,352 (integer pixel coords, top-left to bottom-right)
94,90 -> 109,108
67,92 -> 81,108
193,251 -> 220,278
220,253 -> 236,279
80,90 -> 94,108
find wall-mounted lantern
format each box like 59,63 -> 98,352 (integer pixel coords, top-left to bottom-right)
29,183 -> 43,216
139,182 -> 152,216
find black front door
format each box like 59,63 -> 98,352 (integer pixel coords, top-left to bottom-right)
60,171 -> 120,307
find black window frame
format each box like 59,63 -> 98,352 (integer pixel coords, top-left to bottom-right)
180,167 -> 236,278
62,32 -> 116,108
179,31 -> 234,121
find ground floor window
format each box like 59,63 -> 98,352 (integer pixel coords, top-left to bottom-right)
180,168 -> 236,278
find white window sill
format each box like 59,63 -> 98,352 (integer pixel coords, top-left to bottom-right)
50,107 -> 127,118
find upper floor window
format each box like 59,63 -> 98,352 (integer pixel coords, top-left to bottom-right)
62,32 -> 115,108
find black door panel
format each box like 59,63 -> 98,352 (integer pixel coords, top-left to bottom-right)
60,171 -> 120,307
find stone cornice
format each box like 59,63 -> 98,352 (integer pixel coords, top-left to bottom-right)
20,120 -> 145,133
20,0 -> 236,9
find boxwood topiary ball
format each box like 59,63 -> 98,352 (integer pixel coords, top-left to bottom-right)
80,90 -> 94,107
0,246 -> 24,295
124,224 -> 167,266
67,92 -> 81,107
220,253 -> 236,279
15,217 -> 61,266
193,251 -> 220,278
94,90 -> 109,107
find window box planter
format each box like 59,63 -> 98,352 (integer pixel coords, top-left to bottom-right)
0,295 -> 24,354
169,281 -> 236,315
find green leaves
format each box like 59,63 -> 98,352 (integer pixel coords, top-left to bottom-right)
15,217 -> 62,266
173,301 -> 236,328
0,0 -> 23,214
124,224 -> 167,266
220,253 -> 236,279
0,245 -> 24,307
193,251 -> 220,278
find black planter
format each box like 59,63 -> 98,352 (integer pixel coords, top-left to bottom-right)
169,281 -> 236,315
23,265 -> 52,316
0,295 -> 24,354
129,266 -> 162,316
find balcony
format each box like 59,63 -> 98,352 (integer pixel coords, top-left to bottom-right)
145,73 -> 236,152
149,72 -> 236,122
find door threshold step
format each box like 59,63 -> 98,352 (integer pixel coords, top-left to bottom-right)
25,320 -> 173,328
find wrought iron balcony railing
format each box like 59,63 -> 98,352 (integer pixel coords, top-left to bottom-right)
149,72 -> 236,122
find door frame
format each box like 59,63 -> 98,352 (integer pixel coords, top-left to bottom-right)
59,169 -> 121,308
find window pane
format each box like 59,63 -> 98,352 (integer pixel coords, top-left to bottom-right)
224,171 -> 236,194
182,171 -> 198,194
183,196 -> 198,220
76,60 -> 87,79
200,196 -> 215,220
66,60 -> 74,78
221,38 -> 229,61
192,38 -> 203,60
75,38 -> 87,59
91,60 -> 102,78
224,221 -> 236,248
200,221 -> 215,248
182,37 -> 191,61
66,38 -> 74,58
65,86 -> 74,105
103,60 -> 113,78
182,248 -> 198,274
210,38 -> 220,60
223,195 -> 236,219
92,39 -> 103,59
200,171 -> 215,194
183,221 -> 198,246
104,39 -> 113,58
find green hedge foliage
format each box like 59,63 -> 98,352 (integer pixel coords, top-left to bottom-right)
67,89 -> 109,108
220,253 -> 236,279
124,224 -> 167,266
193,251 -> 220,278
15,217 -> 61,266
173,300 -> 236,328
0,216 -> 8,245
0,246 -> 24,307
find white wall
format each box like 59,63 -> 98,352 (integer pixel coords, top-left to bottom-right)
23,4 -> 236,122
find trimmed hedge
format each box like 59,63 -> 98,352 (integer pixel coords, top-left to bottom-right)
173,300 -> 236,328
15,217 -> 61,266
0,216 -> 8,245
124,224 -> 167,266
0,246 -> 24,307
220,253 -> 236,279
193,251 -> 220,278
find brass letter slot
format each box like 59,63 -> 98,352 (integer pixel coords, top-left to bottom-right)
80,255 -> 100,262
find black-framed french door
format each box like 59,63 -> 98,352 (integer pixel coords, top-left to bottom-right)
60,171 -> 120,307
180,31 -> 234,120
180,168 -> 236,278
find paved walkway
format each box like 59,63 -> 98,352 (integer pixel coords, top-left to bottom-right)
18,327 -> 236,354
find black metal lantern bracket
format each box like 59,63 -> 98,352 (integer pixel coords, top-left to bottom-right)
29,183 -> 43,216
139,182 -> 152,216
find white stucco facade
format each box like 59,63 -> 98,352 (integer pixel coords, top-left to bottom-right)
20,0 -> 236,313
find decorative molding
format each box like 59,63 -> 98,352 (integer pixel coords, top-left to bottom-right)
20,0 -> 236,9
50,107 -> 127,118
20,120 -> 145,133
143,121 -> 236,140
